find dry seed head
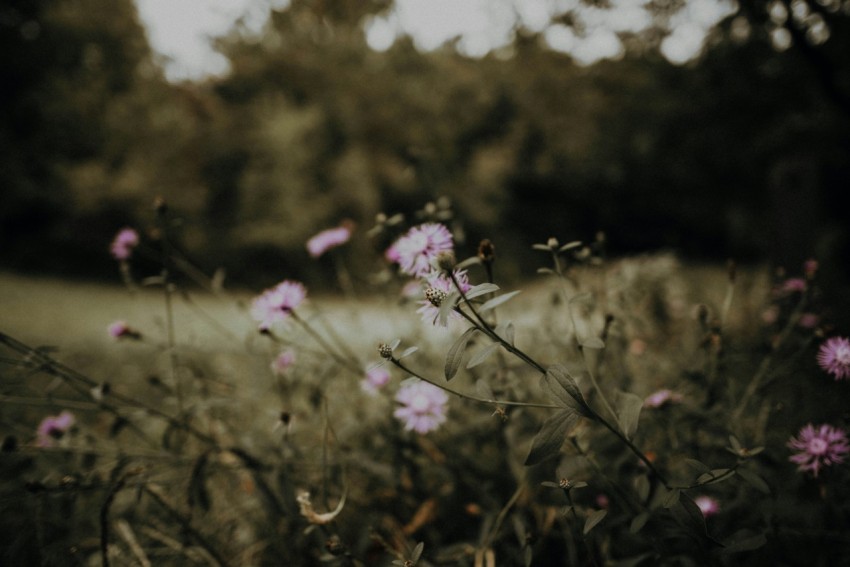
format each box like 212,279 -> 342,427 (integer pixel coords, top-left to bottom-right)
378,343 -> 393,359
478,239 -> 496,263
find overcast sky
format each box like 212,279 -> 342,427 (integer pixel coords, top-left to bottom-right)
134,0 -> 736,81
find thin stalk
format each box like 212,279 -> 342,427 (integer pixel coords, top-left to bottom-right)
290,311 -> 361,374
481,483 -> 525,551
157,209 -> 184,417
389,357 -> 560,410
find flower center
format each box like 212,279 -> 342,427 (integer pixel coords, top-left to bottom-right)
410,393 -> 430,412
808,437 -> 829,455
835,345 -> 850,365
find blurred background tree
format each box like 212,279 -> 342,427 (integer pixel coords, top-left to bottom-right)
1,0 -> 847,291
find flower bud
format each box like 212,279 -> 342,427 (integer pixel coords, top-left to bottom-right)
435,250 -> 456,272
478,239 -> 495,263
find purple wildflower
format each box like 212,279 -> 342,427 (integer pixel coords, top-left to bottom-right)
361,366 -> 391,395
389,223 -> 453,277
271,350 -> 296,376
251,280 -> 307,329
110,228 -> 139,261
694,496 -> 720,517
643,389 -> 683,409
817,336 -> 850,380
394,380 -> 449,434
306,223 -> 352,258
416,270 -> 471,326
781,278 -> 807,294
788,423 -> 850,477
36,411 -> 75,447
798,313 -> 820,329
108,320 -> 140,340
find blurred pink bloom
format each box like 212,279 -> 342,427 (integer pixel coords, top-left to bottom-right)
361,366 -> 391,395
761,306 -> 779,325
629,338 -> 647,356
595,494 -> 610,509
798,313 -> 820,329
781,278 -> 807,294
788,423 -> 850,477
36,411 -> 75,447
416,270 -> 471,326
271,350 -> 296,376
110,227 -> 139,260
251,280 -> 307,328
643,389 -> 683,409
306,223 -> 352,258
385,243 -> 401,263
803,258 -> 818,278
108,320 -> 140,340
389,223 -> 453,277
400,279 -> 423,299
694,495 -> 720,517
394,380 -> 449,434
817,336 -> 850,380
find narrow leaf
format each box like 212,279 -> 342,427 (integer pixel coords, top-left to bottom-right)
410,542 -> 425,563
456,256 -> 481,270
736,469 -> 770,494
615,390 -> 644,439
504,322 -> 515,346
466,342 -> 500,369
436,291 -> 459,326
398,346 -> 419,360
543,365 -> 587,410
559,241 -> 583,252
537,268 -> 555,275
722,531 -> 767,554
634,474 -> 650,502
474,379 -> 495,400
629,512 -> 650,534
532,244 -> 552,251
684,458 -> 711,475
465,283 -> 500,300
525,409 -> 580,466
445,328 -> 479,380
389,338 -> 401,350
580,336 -> 605,349
583,509 -> 607,534
662,488 -> 681,509
697,468 -> 732,485
479,290 -> 522,313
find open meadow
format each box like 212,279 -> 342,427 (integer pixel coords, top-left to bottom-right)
2,237 -> 848,566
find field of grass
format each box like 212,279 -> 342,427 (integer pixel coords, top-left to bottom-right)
2,253 -> 848,566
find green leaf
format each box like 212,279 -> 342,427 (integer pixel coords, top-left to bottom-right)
479,290 -> 522,313
543,365 -> 587,411
389,338 -> 401,350
583,509 -> 607,534
537,267 -> 555,275
673,492 -> 710,537
532,244 -> 552,251
662,488 -> 681,508
410,542 -> 424,563
736,469 -> 770,494
444,328 -> 479,380
722,531 -> 767,554
684,458 -> 711,475
525,409 -> 580,466
398,346 -> 418,360
456,256 -> 481,270
559,241 -> 583,252
615,390 -> 643,439
474,379 -> 495,400
494,321 -> 516,346
465,283 -> 500,300
629,512 -> 650,534
697,468 -> 733,485
580,336 -> 605,349
634,474 -> 650,502
466,342 -> 500,369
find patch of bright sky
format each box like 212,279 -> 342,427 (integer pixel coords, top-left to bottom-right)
134,0 -> 289,81
135,0 -> 737,82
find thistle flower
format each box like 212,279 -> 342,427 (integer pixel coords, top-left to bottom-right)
643,389 -> 683,409
394,379 -> 449,434
306,223 -> 352,258
271,350 -> 296,376
251,280 -> 306,329
817,336 -> 850,380
694,496 -> 720,518
361,366 -> 391,395
36,411 -> 75,447
110,228 -> 139,260
788,423 -> 850,477
388,223 -> 453,277
416,270 -> 471,326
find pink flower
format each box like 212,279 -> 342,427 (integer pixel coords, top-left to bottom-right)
416,270 -> 471,326
788,424 -> 850,477
361,366 -> 391,395
798,313 -> 820,329
694,496 -> 720,518
110,228 -> 139,260
817,336 -> 850,380
389,223 -> 453,277
394,380 -> 449,434
803,258 -> 818,279
251,280 -> 307,329
306,223 -> 352,258
108,320 -> 140,340
36,411 -> 75,447
781,278 -> 807,294
271,350 -> 296,376
643,389 -> 683,409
